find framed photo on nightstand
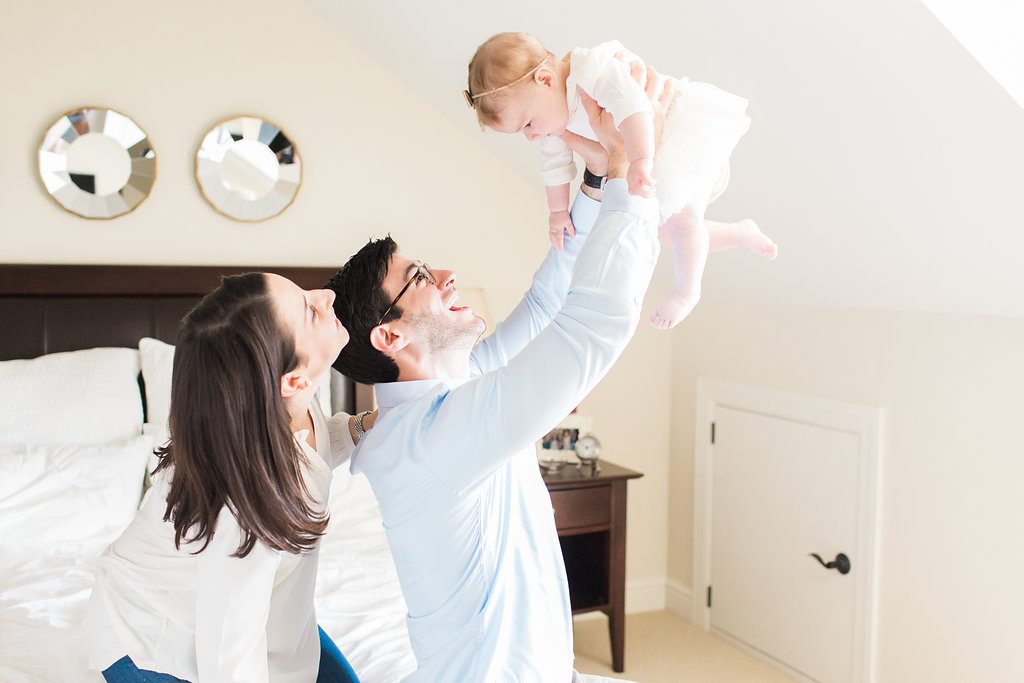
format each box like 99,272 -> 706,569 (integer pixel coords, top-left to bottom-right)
536,413 -> 591,471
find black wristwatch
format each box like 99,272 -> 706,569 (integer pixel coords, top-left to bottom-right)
583,168 -> 605,190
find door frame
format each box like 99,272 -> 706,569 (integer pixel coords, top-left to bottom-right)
692,379 -> 883,682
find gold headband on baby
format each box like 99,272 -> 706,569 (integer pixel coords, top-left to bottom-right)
463,56 -> 552,109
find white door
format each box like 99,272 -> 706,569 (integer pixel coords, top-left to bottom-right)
710,406 -> 860,683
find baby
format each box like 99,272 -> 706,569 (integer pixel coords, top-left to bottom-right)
465,33 -> 777,328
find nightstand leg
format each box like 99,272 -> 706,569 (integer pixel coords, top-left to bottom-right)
608,480 -> 627,672
609,606 -> 625,672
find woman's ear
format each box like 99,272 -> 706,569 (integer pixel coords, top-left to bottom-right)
369,323 -> 409,358
280,371 -> 313,399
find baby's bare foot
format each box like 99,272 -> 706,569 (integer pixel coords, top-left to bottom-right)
738,219 -> 777,260
649,292 -> 700,330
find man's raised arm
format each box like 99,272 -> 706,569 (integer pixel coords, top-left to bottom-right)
426,134 -> 660,490
469,175 -> 604,376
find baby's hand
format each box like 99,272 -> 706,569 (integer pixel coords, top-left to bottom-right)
627,159 -> 656,198
548,210 -> 575,251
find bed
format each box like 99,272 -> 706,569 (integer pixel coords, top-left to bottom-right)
0,264 -> 415,682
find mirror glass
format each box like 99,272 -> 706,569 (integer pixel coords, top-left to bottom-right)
38,108 -> 156,219
196,116 -> 301,221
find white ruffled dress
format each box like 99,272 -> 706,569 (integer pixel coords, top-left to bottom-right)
537,40 -> 751,222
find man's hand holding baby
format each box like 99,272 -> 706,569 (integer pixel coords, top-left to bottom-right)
580,65 -> 674,182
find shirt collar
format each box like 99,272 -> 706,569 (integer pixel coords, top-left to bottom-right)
352,377 -> 471,475
374,378 -> 448,414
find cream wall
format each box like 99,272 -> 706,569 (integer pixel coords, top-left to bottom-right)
580,286 -> 673,608
0,0 -> 539,282
669,303 -> 1024,681
305,0 -> 1024,318
0,0 -> 671,598
648,0 -> 1024,679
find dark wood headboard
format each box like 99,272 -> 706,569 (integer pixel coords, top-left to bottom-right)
0,264 -> 338,360
0,264 -> 369,412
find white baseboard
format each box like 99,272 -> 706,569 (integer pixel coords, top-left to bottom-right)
574,577 -> 667,622
665,578 -> 693,623
625,577 -> 667,613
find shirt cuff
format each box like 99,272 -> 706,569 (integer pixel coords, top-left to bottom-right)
569,188 -> 601,237
601,178 -> 660,225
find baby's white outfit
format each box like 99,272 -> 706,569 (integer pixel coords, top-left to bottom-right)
539,40 -> 751,222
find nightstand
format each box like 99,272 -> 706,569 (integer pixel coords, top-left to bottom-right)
542,460 -> 643,673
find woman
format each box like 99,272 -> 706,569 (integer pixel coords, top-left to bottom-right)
85,272 -> 373,682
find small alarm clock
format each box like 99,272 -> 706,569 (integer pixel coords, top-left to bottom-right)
574,434 -> 602,471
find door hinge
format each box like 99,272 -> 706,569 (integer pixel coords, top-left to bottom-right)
711,422 -> 716,445
707,585 -> 712,608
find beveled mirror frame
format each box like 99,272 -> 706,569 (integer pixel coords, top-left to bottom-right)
37,106 -> 157,220
194,114 -> 302,223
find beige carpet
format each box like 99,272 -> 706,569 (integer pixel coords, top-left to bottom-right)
573,611 -> 792,682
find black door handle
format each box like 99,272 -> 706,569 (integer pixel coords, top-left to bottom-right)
809,552 -> 851,575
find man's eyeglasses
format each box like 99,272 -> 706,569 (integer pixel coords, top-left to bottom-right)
376,263 -> 436,326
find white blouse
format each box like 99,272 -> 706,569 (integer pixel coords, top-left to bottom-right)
86,400 -> 355,682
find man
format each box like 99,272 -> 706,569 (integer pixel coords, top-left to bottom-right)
327,77 -> 668,682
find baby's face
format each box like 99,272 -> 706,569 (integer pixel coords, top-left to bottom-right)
494,81 -> 569,142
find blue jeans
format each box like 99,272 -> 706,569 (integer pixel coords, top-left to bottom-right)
101,626 -> 359,682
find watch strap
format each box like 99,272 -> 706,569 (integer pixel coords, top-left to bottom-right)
354,410 -> 371,441
583,168 -> 605,190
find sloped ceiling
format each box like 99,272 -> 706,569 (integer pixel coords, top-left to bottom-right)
920,0 -> 1024,111
308,0 -> 1024,317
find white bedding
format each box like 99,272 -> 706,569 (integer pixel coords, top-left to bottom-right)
0,468 -> 416,682
0,551 -> 100,683
315,469 -> 416,682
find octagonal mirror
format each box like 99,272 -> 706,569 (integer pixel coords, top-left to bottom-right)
196,116 -> 301,222
38,107 -> 156,219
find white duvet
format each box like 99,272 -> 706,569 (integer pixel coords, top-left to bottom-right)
0,469 -> 416,683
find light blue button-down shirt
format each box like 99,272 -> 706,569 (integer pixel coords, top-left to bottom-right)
351,180 -> 660,682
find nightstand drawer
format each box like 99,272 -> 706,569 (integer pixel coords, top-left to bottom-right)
550,486 -> 611,530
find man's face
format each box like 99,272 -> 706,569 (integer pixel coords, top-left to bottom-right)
380,253 -> 485,355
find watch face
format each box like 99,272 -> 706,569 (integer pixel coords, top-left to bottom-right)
575,434 -> 601,460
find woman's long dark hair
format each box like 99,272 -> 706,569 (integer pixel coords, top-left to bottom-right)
152,272 -> 327,558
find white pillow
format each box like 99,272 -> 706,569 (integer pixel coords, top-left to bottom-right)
139,337 -> 333,429
139,337 -> 175,428
0,436 -> 152,556
0,348 -> 142,446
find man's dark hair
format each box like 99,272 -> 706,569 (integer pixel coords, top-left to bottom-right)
325,236 -> 402,385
